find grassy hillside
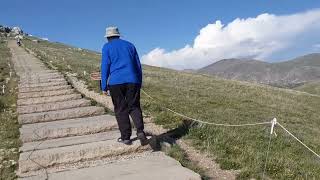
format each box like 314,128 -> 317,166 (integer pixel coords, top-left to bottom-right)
0,38 -> 20,180
22,37 -> 320,179
294,81 -> 320,96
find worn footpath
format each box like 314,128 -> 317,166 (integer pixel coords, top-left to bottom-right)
8,40 -> 200,180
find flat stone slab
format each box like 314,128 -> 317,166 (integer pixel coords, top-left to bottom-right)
18,106 -> 105,124
19,71 -> 59,77
19,75 -> 64,82
20,114 -> 117,142
20,131 -> 120,152
19,85 -> 72,93
18,89 -> 75,99
19,72 -> 62,78
17,94 -> 82,106
19,152 -> 201,180
20,69 -> 58,73
18,81 -> 67,88
18,138 -> 150,174
19,78 -> 66,84
17,99 -> 91,114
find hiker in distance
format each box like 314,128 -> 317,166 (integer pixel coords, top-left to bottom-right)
100,27 -> 148,146
17,37 -> 21,46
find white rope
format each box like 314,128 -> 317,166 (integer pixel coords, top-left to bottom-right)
277,122 -> 320,160
141,89 -> 271,127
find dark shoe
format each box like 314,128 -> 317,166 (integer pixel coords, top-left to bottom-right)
137,132 -> 149,146
117,138 -> 132,145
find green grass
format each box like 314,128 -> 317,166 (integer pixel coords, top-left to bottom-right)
0,39 -> 20,180
23,37 -> 320,179
293,81 -> 320,96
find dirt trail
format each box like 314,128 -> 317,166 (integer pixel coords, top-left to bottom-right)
8,40 -> 200,180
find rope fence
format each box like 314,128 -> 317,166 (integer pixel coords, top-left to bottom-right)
277,122 -> 320,159
141,89 -> 320,178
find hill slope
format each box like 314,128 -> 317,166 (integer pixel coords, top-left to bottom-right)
198,55 -> 320,87
294,81 -> 320,95
22,36 -> 320,179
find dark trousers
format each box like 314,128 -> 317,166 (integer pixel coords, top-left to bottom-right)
109,83 -> 144,140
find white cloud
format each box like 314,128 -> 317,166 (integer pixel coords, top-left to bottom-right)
313,44 -> 320,50
142,9 -> 320,70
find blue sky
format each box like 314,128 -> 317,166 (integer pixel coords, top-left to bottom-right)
1,0 -> 320,69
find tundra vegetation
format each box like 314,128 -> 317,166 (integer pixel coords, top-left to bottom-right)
22,37 -> 320,179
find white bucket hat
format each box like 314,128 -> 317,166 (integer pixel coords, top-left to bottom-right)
104,26 -> 120,38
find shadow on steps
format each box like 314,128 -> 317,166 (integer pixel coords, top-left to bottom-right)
146,120 -> 194,151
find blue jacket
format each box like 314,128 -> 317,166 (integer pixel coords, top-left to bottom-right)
100,39 -> 142,91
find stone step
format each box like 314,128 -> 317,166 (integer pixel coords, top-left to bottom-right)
15,67 -> 47,72
19,85 -> 72,93
19,78 -> 66,85
19,74 -> 64,81
18,106 -> 105,124
17,99 -> 91,114
20,114 -> 116,142
19,72 -> 60,76
18,81 -> 67,88
18,137 -> 150,174
19,117 -> 155,143
18,152 -> 201,180
19,72 -> 62,79
19,71 -> 62,76
26,69 -> 58,72
18,89 -> 75,99
20,131 -> 120,152
19,76 -> 64,82
19,70 -> 59,75
17,94 -> 82,106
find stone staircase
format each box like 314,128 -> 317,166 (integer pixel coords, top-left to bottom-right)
8,41 -> 200,180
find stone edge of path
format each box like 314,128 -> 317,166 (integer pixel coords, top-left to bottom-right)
24,46 -> 238,179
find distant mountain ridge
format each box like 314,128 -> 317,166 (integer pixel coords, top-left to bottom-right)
198,53 -> 320,87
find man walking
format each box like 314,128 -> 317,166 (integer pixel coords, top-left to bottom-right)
101,27 -> 148,146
